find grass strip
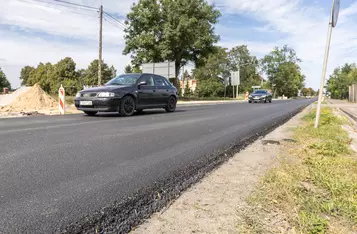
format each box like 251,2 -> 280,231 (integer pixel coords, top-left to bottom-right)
238,108 -> 357,234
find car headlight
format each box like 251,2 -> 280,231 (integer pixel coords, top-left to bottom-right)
75,92 -> 81,98
97,92 -> 115,97
261,95 -> 266,98
249,95 -> 252,97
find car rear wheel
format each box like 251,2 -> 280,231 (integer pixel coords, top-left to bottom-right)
84,111 -> 98,116
269,99 -> 272,103
165,96 -> 177,113
120,96 -> 135,116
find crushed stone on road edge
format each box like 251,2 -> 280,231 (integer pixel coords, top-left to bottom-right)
59,104 -> 309,234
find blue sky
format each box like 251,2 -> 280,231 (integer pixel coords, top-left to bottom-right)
1,0 -> 357,89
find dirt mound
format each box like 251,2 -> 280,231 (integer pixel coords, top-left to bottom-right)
1,84 -> 57,113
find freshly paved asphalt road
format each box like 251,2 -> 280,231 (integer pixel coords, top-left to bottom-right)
0,99 -> 313,233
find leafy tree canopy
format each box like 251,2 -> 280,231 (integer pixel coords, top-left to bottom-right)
20,58 -> 116,95
123,0 -> 221,86
327,63 -> 357,99
193,46 -> 227,97
228,45 -> 261,92
261,45 -> 305,97
20,66 -> 35,86
0,67 -> 11,90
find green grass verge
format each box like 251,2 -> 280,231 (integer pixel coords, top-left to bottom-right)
238,108 -> 357,233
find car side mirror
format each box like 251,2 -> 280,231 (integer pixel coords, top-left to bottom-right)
138,81 -> 147,88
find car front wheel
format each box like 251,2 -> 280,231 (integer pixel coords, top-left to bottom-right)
120,96 -> 135,116
165,96 -> 177,113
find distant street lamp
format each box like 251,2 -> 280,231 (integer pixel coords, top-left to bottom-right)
315,0 -> 340,128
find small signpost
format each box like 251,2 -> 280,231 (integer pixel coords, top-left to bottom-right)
231,71 -> 240,98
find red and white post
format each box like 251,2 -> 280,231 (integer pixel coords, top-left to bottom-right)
59,85 -> 65,115
245,91 -> 249,101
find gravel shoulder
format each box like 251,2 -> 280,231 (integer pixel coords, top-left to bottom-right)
131,105 -> 310,234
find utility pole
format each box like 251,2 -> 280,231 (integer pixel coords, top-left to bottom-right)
98,4 -> 103,85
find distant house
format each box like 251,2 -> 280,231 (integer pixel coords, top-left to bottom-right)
180,73 -> 197,95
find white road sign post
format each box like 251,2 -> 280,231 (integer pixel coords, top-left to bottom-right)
231,70 -> 240,99
314,0 -> 340,128
142,61 -> 176,79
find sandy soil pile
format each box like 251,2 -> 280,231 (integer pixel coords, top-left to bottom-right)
0,84 -> 57,113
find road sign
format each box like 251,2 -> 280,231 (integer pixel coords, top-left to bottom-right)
231,71 -> 240,86
332,0 -> 340,27
223,77 -> 229,85
142,61 -> 176,79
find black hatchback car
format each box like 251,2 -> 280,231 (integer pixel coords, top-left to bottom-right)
248,89 -> 272,103
75,73 -> 178,116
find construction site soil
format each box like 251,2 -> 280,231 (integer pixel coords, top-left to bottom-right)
0,84 -> 57,114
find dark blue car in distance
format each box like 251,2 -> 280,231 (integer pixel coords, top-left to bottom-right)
75,73 -> 178,116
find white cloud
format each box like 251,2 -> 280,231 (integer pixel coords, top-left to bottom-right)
0,0 -> 130,88
211,0 -> 357,88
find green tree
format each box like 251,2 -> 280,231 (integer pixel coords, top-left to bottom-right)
123,0 -> 221,87
27,62 -> 53,93
261,45 -> 304,97
327,63 -> 357,99
301,87 -> 309,96
0,67 -> 11,90
19,66 -> 35,86
132,65 -> 142,73
228,45 -> 260,92
124,64 -> 133,73
83,59 -> 117,85
301,87 -> 315,96
193,47 -> 227,97
50,57 -> 80,95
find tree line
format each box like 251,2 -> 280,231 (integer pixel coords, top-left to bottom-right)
3,0 -> 312,98
19,58 -> 116,96
122,0 -> 308,98
326,63 -> 357,99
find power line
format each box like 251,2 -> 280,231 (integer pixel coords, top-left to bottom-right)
52,0 -> 98,10
103,16 -> 126,30
28,0 -> 97,11
104,18 -> 125,30
103,11 -> 126,29
16,0 -> 99,17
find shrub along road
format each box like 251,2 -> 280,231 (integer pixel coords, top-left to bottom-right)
0,99 -> 313,233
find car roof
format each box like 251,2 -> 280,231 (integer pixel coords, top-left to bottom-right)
124,73 -> 158,75
122,73 -> 170,78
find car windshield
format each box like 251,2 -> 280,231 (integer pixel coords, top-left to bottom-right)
106,74 -> 141,86
253,90 -> 267,94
